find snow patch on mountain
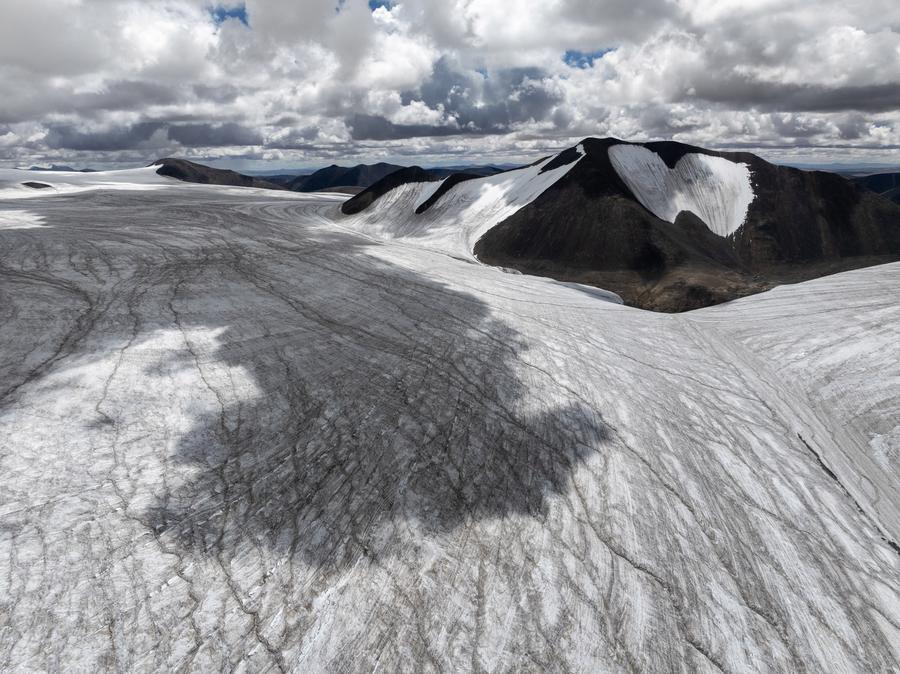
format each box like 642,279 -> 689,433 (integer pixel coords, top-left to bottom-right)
340,149 -> 585,260
412,180 -> 444,211
608,144 -> 754,237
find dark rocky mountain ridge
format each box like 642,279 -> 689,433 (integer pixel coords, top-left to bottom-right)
854,172 -> 900,205
290,162 -> 506,192
345,137 -> 900,311
152,158 -> 286,190
28,164 -> 96,172
289,162 -> 403,192
153,158 -> 507,194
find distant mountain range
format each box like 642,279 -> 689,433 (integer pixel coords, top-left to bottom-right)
288,163 -> 404,192
151,159 -> 510,194
854,172 -> 900,205
284,162 -> 508,193
28,164 -> 96,172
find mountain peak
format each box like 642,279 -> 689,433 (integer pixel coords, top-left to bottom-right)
339,137 -> 900,311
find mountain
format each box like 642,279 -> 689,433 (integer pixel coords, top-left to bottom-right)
151,158 -> 286,190
255,173 -> 304,186
854,172 -> 900,205
239,168 -> 311,177
341,137 -> 900,311
340,166 -> 442,214
289,162 -> 405,192
435,163 -> 520,173
290,162 -> 507,192
28,164 -> 96,172
429,164 -> 510,178
150,159 -> 510,194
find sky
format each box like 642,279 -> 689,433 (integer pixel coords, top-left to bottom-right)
1,0 -> 899,170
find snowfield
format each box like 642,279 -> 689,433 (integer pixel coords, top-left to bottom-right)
0,178 -> 898,672
340,148 -> 584,260
608,144 -> 755,237
0,165 -> 175,199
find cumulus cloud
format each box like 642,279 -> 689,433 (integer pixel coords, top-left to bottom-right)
0,0 -> 897,167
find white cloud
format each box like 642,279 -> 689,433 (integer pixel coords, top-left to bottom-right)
0,0 -> 897,167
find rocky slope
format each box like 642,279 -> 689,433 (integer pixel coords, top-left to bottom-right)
289,162 -> 404,192
855,171 -> 900,205
151,158 -> 509,195
291,162 -> 506,193
152,158 -> 285,190
343,138 -> 900,311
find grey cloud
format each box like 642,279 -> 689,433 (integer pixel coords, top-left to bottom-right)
267,140 -> 317,150
781,84 -> 900,113
74,80 -> 182,112
192,83 -> 243,104
715,141 -> 900,150
770,115 -> 832,139
44,121 -> 264,151
636,106 -> 703,136
347,114 -> 465,141
836,115 -> 869,141
1,0 -> 897,166
45,122 -> 165,151
410,59 -> 563,135
266,125 -> 321,149
693,79 -> 900,113
271,115 -> 303,127
1,78 -> 208,124
558,0 -> 683,37
167,123 -> 264,147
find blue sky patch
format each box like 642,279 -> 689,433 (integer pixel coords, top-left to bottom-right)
210,4 -> 248,27
563,49 -> 614,69
368,0 -> 391,9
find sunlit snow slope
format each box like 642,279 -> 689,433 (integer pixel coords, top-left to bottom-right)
0,166 -> 176,199
340,148 -> 584,259
608,144 -> 755,237
1,180 -> 898,673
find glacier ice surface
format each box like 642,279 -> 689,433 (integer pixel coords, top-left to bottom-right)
0,177 -> 898,672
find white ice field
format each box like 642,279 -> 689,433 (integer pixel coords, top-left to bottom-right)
0,163 -> 898,672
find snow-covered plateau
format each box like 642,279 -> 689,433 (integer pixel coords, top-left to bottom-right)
0,171 -> 898,672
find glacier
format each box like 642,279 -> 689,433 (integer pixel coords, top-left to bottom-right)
0,165 -> 175,200
340,147 -> 585,260
0,175 -> 898,672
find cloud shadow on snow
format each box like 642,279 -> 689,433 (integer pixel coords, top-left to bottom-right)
0,191 -> 610,571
